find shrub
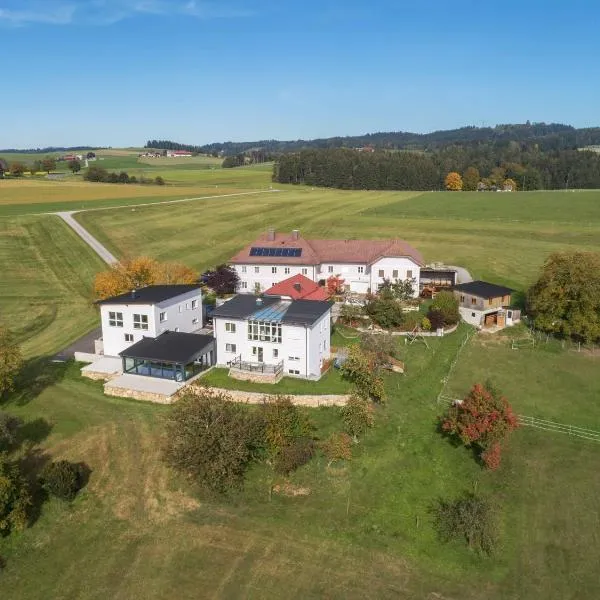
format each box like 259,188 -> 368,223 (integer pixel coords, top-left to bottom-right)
84,165 -> 109,182
274,437 -> 315,475
339,303 -> 363,326
0,454 -> 31,534
401,311 -> 423,331
0,412 -> 23,451
163,389 -> 265,493
342,393 -> 374,439
433,492 -> 498,555
441,382 -> 518,470
321,432 -> 352,466
261,396 -> 312,456
421,316 -> 431,331
40,460 -> 87,501
340,345 -> 386,403
429,291 -> 460,326
155,175 -> 165,186
365,297 -> 404,329
427,309 -> 445,330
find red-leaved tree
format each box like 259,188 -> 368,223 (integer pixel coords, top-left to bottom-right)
326,275 -> 345,295
441,383 -> 518,470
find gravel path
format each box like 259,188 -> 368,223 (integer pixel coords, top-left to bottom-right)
55,211 -> 118,264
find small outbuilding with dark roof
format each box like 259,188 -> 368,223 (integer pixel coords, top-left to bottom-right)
452,280 -> 520,330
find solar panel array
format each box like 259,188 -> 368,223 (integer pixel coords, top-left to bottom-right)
249,247 -> 302,257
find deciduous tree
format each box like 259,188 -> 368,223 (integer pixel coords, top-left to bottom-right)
502,178 -> 517,191
321,431 -> 352,466
9,162 -> 26,177
0,328 -> 23,399
433,492 -> 498,555
40,460 -> 87,501
445,171 -> 463,191
462,166 -> 480,191
201,264 -> 240,296
41,157 -> 56,174
0,454 -> 31,534
528,251 -> 600,343
162,389 -> 265,493
68,159 -> 81,174
341,393 -> 374,440
427,290 -> 460,327
94,257 -> 197,299
340,345 -> 386,403
441,382 -> 518,470
0,413 -> 23,452
326,275 -> 345,296
260,396 -> 312,457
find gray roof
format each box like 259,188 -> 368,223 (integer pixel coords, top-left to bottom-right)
120,332 -> 214,363
453,280 -> 513,299
212,294 -> 332,326
98,284 -> 201,306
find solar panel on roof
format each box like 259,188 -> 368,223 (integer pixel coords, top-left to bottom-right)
249,247 -> 303,258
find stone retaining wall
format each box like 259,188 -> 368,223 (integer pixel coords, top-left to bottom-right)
104,385 -> 174,404
81,370 -> 113,381
228,368 -> 282,384
194,386 -> 349,407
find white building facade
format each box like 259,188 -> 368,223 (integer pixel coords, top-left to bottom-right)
229,230 -> 423,297
212,295 -> 332,380
98,285 -> 203,357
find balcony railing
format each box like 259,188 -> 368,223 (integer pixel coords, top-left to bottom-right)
229,356 -> 284,375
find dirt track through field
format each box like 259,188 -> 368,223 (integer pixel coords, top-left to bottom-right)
52,189 -> 281,264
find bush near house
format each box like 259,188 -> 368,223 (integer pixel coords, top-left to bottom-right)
427,291 -> 460,328
340,345 -> 386,403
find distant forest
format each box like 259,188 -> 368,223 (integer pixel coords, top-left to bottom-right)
273,145 -> 600,191
0,146 -> 101,153
152,122 -> 600,156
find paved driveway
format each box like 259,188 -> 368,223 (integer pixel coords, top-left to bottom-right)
54,327 -> 101,361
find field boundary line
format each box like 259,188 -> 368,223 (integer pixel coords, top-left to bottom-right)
43,188 -> 284,216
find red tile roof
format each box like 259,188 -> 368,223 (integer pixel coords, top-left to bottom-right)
230,231 -> 424,266
264,274 -> 330,301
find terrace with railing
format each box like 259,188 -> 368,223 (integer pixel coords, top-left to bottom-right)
228,355 -> 284,383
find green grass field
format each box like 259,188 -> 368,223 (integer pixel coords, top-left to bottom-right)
0,216 -> 105,358
1,161 -> 600,598
76,185 -> 600,291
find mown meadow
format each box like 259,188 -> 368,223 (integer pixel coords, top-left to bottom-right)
0,154 -> 599,598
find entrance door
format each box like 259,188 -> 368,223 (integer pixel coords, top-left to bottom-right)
257,347 -> 264,363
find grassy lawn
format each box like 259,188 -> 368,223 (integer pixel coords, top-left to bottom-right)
0,215 -> 105,358
73,184 -> 600,290
200,366 -> 351,395
1,329 -> 599,598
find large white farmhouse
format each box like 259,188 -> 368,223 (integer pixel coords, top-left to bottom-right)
212,294 -> 332,380
98,284 -> 203,357
229,229 -> 423,296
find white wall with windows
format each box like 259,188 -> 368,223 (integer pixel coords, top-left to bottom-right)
214,310 -> 331,379
232,264 -> 317,293
100,289 -> 202,357
233,258 -> 420,296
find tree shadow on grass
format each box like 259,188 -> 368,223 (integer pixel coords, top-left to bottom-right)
5,357 -> 70,407
435,417 -> 483,466
17,446 -> 52,528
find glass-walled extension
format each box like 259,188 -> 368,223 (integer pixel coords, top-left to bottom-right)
119,332 -> 216,382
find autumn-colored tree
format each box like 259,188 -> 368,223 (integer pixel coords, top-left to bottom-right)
68,159 -> 81,174
489,166 -> 506,187
94,257 -> 197,299
341,393 -> 375,440
527,251 -> 600,343
0,454 -> 31,534
0,327 -> 23,399
41,157 -> 56,174
444,171 -> 463,191
9,162 -> 27,177
441,383 -> 518,470
326,275 -> 345,296
502,178 -> 517,191
462,166 -> 480,191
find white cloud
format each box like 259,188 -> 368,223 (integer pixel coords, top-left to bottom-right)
0,0 -> 253,26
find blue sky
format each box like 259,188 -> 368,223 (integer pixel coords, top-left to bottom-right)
2,0 -> 599,148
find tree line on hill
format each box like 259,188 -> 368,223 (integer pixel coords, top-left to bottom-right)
221,150 -> 277,168
273,145 -> 600,190
183,122 -> 600,156
84,166 -> 165,186
0,146 -> 101,154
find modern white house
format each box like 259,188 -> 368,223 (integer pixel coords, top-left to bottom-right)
212,294 -> 332,381
229,229 -> 423,296
97,284 -> 204,357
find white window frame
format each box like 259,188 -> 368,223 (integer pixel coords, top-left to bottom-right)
192,317 -> 198,325
392,270 -> 399,279
357,266 -> 364,274
225,343 -> 237,353
273,349 -> 279,358
133,314 -> 149,330
254,266 -> 260,273
241,266 -> 247,273
302,268 -> 308,275
328,266 -> 334,273
284,267 -> 290,274
378,269 -> 384,278
241,281 -> 248,289
272,266 -> 277,274
225,322 -> 236,333
108,311 -> 123,327
124,333 -> 133,342
159,311 -> 167,323
191,299 -> 198,309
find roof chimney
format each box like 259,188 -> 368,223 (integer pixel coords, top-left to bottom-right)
131,289 -> 137,299
293,283 -> 302,292
267,228 -> 275,241
291,229 -> 299,240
